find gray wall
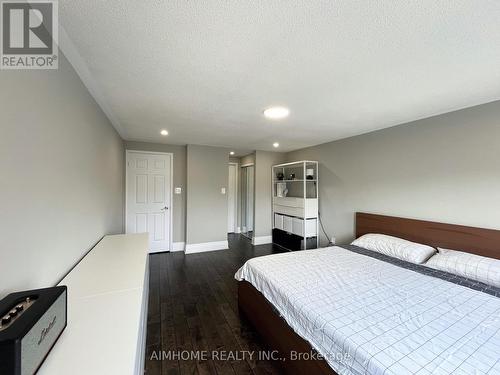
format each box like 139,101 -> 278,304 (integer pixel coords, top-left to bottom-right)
124,141 -> 187,243
254,151 -> 286,238
285,101 -> 500,245
0,53 -> 124,299
186,145 -> 229,244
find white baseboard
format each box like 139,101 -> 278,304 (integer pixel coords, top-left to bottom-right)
172,242 -> 185,252
148,242 -> 184,253
185,240 -> 229,254
236,227 -> 241,234
148,248 -> 168,254
252,235 -> 273,245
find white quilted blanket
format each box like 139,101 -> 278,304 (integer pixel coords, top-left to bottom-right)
235,247 -> 500,375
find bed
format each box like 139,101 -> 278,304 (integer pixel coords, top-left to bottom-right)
236,213 -> 500,375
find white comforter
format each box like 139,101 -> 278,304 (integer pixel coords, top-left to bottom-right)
235,247 -> 500,375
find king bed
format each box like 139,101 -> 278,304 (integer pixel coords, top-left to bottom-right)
236,213 -> 500,375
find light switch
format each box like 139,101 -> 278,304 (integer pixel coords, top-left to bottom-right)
221,187 -> 226,195
175,187 -> 182,194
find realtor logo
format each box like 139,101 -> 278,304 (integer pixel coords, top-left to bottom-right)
1,0 -> 58,69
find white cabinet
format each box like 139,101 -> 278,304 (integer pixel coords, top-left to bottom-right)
272,160 -> 319,250
273,197 -> 318,219
38,234 -> 149,375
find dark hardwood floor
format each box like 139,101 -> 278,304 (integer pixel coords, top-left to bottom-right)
145,234 -> 287,375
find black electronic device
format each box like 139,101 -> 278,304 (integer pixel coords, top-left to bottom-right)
0,286 -> 67,375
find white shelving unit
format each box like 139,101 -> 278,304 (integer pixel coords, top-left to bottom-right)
272,160 -> 319,250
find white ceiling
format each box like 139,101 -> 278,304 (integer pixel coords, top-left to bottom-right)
59,1 -> 500,152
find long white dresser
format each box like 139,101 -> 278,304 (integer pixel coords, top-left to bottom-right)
38,233 -> 149,375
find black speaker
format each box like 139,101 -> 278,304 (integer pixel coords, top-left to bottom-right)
0,286 -> 67,375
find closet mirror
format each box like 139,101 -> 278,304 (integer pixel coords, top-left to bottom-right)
240,165 -> 254,239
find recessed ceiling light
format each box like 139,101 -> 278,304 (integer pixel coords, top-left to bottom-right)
273,142 -> 280,148
160,129 -> 169,136
230,151 -> 235,155
263,106 -> 290,120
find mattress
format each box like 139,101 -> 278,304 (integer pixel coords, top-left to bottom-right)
235,246 -> 500,375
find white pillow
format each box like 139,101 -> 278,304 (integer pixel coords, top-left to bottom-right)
351,233 -> 436,264
426,248 -> 500,288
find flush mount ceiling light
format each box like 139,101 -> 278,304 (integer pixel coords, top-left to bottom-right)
263,106 -> 290,120
230,151 -> 235,155
160,129 -> 169,136
273,142 -> 280,148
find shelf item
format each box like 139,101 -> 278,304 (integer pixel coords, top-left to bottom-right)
306,168 -> 315,180
273,182 -> 317,199
283,215 -> 293,233
274,213 -> 284,230
293,217 -> 317,237
274,214 -> 317,237
275,182 -> 288,198
272,160 -> 319,250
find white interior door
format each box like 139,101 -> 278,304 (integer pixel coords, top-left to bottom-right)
126,151 -> 172,252
227,164 -> 237,232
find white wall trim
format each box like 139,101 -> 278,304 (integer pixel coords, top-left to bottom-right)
236,227 -> 241,234
185,240 -> 229,254
252,235 -> 273,245
172,242 -> 185,252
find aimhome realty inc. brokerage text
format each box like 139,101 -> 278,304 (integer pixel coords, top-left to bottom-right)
149,350 -> 351,363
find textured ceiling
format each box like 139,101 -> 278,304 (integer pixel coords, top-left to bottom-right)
59,1 -> 500,152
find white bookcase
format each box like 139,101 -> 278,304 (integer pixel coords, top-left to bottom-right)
272,160 -> 319,250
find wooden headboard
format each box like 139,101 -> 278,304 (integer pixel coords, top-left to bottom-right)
356,212 -> 500,260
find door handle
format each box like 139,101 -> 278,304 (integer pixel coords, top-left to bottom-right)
161,206 -> 169,211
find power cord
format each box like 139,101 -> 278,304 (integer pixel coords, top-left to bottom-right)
318,212 -> 335,247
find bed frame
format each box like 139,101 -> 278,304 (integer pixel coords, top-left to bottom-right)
355,212 -> 500,260
238,212 -> 500,374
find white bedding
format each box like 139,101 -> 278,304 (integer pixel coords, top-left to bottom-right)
235,247 -> 500,375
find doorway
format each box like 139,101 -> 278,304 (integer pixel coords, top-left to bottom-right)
125,150 -> 173,252
240,164 -> 254,240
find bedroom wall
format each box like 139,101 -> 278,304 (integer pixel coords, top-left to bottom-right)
285,100 -> 500,246
124,141 -> 187,245
186,145 -> 230,247
0,53 -> 124,299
